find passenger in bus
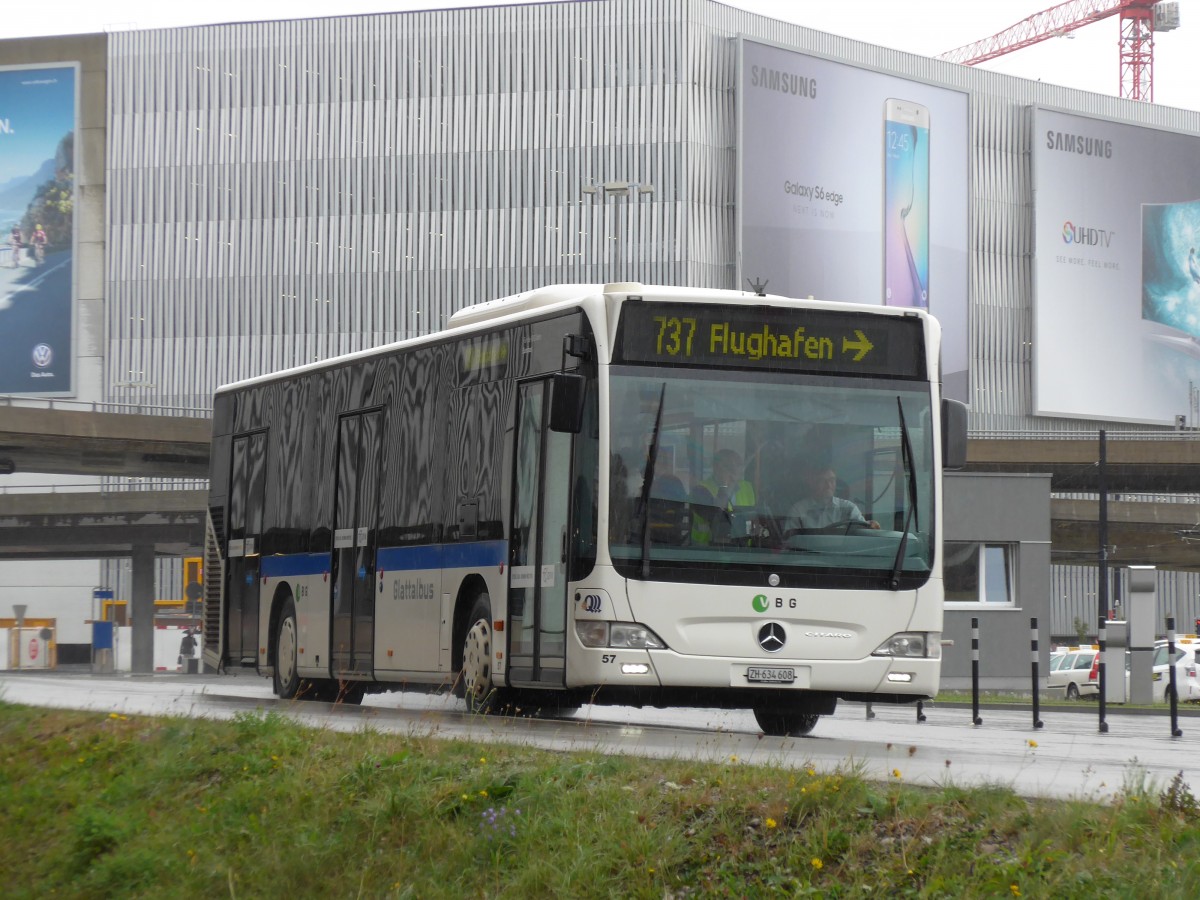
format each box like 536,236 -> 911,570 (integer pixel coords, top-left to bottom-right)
786,464 -> 879,531
691,449 -> 756,544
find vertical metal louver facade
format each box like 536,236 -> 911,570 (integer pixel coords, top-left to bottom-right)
106,0 -> 1200,427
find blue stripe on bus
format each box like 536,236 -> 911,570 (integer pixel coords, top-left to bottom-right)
256,541 -> 507,579
377,540 -> 507,572
260,553 -> 329,579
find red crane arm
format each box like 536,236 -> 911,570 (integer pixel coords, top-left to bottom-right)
938,0 -> 1126,65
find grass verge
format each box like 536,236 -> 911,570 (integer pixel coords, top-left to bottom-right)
1,702 -> 1199,898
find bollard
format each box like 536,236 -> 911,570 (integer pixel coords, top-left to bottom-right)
1168,616 -> 1183,738
916,700 -> 926,723
1097,616 -> 1108,734
970,616 -> 982,726
865,702 -> 875,720
1030,617 -> 1044,729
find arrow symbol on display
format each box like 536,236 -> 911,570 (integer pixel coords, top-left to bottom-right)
842,330 -> 874,361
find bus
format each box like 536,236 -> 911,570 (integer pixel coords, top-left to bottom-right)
203,282 -> 966,735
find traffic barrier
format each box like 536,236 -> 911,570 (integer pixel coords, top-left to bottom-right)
1167,616 -> 1183,738
1030,617 -> 1044,730
970,617 -> 982,726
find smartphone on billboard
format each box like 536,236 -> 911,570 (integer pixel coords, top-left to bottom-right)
884,99 -> 930,308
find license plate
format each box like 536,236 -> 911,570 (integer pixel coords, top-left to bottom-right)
747,666 -> 796,684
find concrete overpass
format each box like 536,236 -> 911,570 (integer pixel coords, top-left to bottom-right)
0,403 -> 211,480
0,403 -> 210,673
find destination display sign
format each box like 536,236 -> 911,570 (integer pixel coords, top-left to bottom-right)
614,302 -> 927,379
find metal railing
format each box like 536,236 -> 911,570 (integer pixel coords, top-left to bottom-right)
0,396 -> 210,418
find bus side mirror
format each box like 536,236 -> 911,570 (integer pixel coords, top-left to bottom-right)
942,398 -> 968,470
549,372 -> 587,434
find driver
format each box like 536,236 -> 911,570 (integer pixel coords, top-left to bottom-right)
786,465 -> 879,531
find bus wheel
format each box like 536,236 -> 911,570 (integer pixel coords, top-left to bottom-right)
753,708 -> 820,737
461,593 -> 498,713
274,597 -> 302,699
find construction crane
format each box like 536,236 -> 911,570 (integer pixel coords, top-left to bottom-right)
939,1 -> 1181,102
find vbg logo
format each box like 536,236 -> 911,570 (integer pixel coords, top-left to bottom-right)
752,594 -> 770,613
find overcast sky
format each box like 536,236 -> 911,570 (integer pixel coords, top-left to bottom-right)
4,0 -> 1199,112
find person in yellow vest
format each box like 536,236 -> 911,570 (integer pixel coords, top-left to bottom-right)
691,449 -> 756,544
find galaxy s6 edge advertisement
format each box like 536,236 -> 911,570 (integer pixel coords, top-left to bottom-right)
0,63 -> 77,397
738,39 -> 968,401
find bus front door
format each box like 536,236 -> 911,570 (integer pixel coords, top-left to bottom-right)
227,431 -> 267,667
331,410 -> 382,678
507,378 -> 571,687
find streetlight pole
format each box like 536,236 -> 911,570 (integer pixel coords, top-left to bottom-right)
582,180 -> 654,280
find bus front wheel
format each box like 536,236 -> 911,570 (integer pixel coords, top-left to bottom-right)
753,707 -> 820,737
461,593 -> 499,713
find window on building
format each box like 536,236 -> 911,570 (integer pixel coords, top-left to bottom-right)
944,542 -> 1014,605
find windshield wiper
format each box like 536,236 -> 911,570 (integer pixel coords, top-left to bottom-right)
637,383 -> 667,578
889,396 -> 919,591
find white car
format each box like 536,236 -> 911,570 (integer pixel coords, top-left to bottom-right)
1047,647 -> 1099,699
1149,640 -> 1200,703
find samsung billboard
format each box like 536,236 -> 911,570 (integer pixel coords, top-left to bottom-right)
737,39 -> 970,402
1034,107 -> 1200,425
0,63 -> 77,397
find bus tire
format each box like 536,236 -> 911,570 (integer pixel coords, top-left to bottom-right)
461,593 -> 499,713
274,596 -> 302,699
753,707 -> 820,737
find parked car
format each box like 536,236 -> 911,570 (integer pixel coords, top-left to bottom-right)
1146,638 -> 1200,703
1047,646 -> 1099,699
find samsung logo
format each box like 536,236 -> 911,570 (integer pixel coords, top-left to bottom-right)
1062,221 -> 1115,247
1046,130 -> 1113,158
750,65 -> 817,99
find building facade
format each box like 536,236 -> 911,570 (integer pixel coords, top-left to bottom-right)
4,0 -> 1200,660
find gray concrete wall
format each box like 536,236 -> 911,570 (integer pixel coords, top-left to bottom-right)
940,472 -> 1053,691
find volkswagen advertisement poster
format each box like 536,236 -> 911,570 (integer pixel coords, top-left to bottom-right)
737,39 -> 970,402
1034,107 -> 1200,425
0,63 -> 77,397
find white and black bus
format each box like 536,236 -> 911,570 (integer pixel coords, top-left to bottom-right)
204,282 -> 966,735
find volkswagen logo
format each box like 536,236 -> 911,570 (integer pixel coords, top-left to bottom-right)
757,622 -> 786,653
32,344 -> 53,368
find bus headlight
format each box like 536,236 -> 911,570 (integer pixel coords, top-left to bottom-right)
575,621 -> 609,648
872,632 -> 940,659
574,621 -> 668,650
609,623 -> 666,650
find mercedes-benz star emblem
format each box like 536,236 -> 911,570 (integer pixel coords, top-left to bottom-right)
757,622 -> 786,653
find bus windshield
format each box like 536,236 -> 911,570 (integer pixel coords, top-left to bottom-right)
607,366 -> 935,589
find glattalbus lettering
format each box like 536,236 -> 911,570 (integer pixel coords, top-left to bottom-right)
709,323 -> 832,362
1046,130 -> 1113,159
393,579 -> 436,602
750,65 -> 817,99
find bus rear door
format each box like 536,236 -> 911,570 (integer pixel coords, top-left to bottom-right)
331,409 -> 382,677
227,430 -> 266,667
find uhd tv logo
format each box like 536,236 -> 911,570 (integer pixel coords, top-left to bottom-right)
1062,221 -> 1114,247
